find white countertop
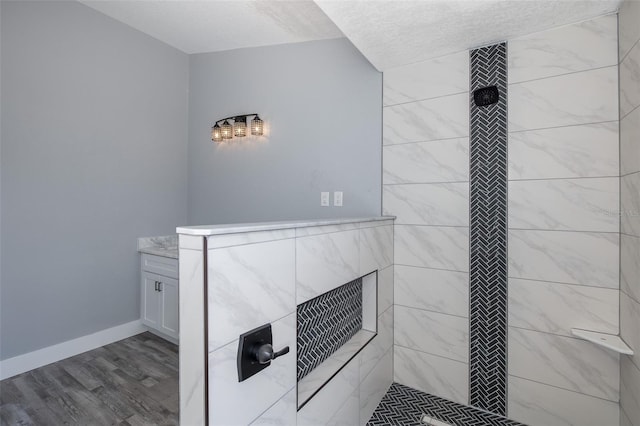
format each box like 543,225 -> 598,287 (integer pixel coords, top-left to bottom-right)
176,216 -> 395,236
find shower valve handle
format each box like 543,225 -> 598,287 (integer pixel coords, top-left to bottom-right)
253,343 -> 290,364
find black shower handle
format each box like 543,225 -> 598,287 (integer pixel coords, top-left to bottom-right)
253,343 -> 290,364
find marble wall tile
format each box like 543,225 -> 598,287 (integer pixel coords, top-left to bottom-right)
383,50 -> 469,106
508,376 -> 619,426
621,40 -> 640,118
394,265 -> 468,317
250,388 -> 296,426
383,183 -> 469,227
621,409 -> 633,426
327,389 -> 359,426
394,346 -> 468,405
296,229 -> 360,304
378,265 -> 393,314
208,239 -> 295,351
178,245 -> 205,426
621,292 -> 640,371
360,307 -> 393,380
383,138 -> 469,184
621,234 -> 640,303
508,122 -> 619,180
509,327 -> 619,401
509,66 -> 618,132
362,273 -> 377,332
509,278 -> 618,337
296,354 -> 360,426
619,0 -> 640,60
621,106 -> 640,176
509,14 -> 617,84
621,356 -> 640,426
179,234 -> 203,250
508,229 -> 619,288
360,348 -> 393,425
383,93 -> 469,145
394,306 -> 468,363
622,172 -> 640,237
207,229 -> 295,250
508,178 -> 619,232
395,225 -> 469,272
359,224 -> 393,275
209,313 -> 296,426
295,222 -> 360,238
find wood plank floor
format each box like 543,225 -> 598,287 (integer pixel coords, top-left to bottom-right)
0,332 -> 178,426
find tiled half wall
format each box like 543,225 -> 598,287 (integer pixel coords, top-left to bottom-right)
384,13 -> 621,426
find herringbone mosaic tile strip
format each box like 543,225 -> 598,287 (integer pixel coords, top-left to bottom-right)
469,42 -> 509,416
367,383 -> 525,426
297,277 -> 362,381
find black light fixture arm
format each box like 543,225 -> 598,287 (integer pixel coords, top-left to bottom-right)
213,113 -> 260,125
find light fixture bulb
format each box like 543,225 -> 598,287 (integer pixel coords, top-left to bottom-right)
251,115 -> 263,136
211,124 -> 223,142
234,116 -> 247,137
221,120 -> 233,139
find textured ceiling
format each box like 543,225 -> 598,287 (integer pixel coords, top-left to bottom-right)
314,0 -> 623,71
80,0 -> 344,54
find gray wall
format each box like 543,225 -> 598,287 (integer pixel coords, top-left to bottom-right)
187,38 -> 382,225
0,1 -> 188,360
619,1 -> 640,425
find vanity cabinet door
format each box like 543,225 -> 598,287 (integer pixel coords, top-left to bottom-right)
158,276 -> 179,339
141,271 -> 161,328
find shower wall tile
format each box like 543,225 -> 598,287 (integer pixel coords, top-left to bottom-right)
359,224 -> 393,274
621,410 -> 633,426
509,278 -> 618,337
508,229 -> 619,288
394,265 -> 468,318
508,122 -> 619,180
621,234 -> 640,303
508,376 -> 619,426
395,225 -> 469,272
383,138 -> 469,184
378,265 -> 394,314
360,306 -> 393,380
508,178 -> 619,232
394,306 -> 468,362
296,353 -> 359,426
509,14 -> 617,84
209,313 -> 296,426
383,50 -> 469,106
619,0 -> 640,60
621,292 -> 640,371
296,229 -> 359,304
250,388 -> 296,426
508,327 -> 619,401
207,239 -> 295,351
621,106 -> 640,175
621,356 -> 640,426
383,183 -> 469,226
383,93 -> 469,145
508,66 -> 618,131
622,172 -> 640,237
394,345 -> 468,405
620,39 -> 640,118
360,348 -> 393,424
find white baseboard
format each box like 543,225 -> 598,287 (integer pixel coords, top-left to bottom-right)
0,320 -> 145,380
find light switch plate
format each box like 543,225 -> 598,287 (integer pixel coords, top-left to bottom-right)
334,191 -> 343,206
320,192 -> 330,206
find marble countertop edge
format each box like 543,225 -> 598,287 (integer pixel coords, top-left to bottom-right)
175,216 -> 396,236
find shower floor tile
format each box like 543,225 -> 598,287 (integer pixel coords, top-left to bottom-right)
367,383 -> 525,426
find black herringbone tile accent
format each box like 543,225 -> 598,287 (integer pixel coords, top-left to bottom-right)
297,278 -> 362,381
469,42 -> 508,416
367,383 -> 525,426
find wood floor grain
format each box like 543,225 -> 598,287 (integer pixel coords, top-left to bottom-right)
0,332 -> 178,426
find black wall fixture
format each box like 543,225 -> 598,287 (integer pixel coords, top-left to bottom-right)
237,323 -> 289,382
468,42 -> 508,416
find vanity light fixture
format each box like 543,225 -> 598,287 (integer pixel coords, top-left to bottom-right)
211,113 -> 264,142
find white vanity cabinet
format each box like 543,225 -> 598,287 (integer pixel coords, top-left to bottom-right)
141,253 -> 179,341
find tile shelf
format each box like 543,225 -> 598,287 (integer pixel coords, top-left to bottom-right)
570,328 -> 634,355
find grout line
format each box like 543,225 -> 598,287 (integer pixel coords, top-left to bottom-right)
621,288 -> 640,306
508,64 -> 618,86
620,100 -> 640,121
507,119 -> 618,135
507,228 -> 620,235
619,31 -> 640,65
383,135 -> 469,148
393,264 -> 468,275
394,344 -> 468,365
395,304 -> 469,320
384,181 -> 470,186
508,325 -> 618,342
507,175 -> 620,182
383,91 -> 469,109
509,375 -> 619,404
509,276 -> 620,291
620,169 -> 640,178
